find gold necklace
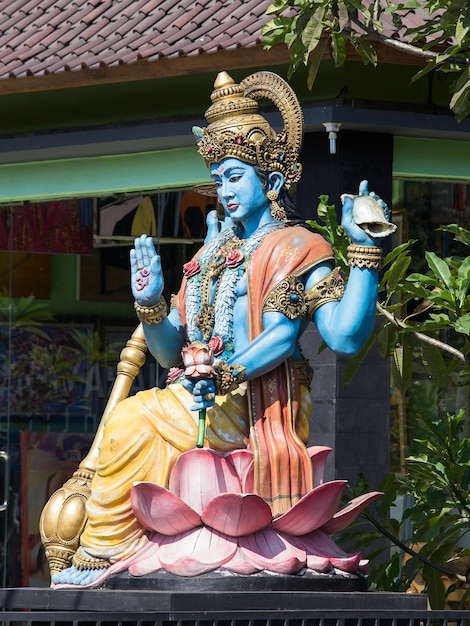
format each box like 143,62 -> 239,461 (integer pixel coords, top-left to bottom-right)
195,238 -> 244,341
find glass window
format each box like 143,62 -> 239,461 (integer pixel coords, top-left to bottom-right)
0,185 -> 215,586
390,178 -> 470,472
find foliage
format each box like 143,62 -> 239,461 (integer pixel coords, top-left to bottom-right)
262,0 -> 470,120
341,411 -> 470,609
308,200 -> 470,392
309,199 -> 470,608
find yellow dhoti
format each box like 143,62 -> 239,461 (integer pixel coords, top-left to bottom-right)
81,382 -> 249,561
80,379 -> 312,562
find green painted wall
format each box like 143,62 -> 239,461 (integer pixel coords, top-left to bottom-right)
393,137 -> 470,180
0,147 -> 210,203
0,60 -> 454,134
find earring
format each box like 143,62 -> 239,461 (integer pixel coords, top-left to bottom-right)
267,189 -> 287,222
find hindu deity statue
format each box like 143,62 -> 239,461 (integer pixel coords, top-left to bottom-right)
43,70 -> 394,588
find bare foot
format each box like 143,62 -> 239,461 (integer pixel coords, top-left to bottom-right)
51,549 -> 110,588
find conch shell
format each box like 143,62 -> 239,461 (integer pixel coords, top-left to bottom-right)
341,193 -> 396,238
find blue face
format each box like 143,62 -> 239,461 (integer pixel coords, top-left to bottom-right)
210,158 -> 270,225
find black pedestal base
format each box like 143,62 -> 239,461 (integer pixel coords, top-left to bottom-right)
105,568 -> 367,592
0,586 -> 428,615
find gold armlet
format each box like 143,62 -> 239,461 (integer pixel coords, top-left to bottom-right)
263,275 -> 307,320
214,362 -> 246,396
134,297 -> 167,325
305,268 -> 345,317
347,244 -> 383,270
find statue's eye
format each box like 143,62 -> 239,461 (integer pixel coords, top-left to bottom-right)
229,175 -> 242,183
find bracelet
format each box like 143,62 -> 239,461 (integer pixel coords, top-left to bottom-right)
214,362 -> 246,396
134,297 -> 167,325
347,244 -> 383,270
72,548 -> 110,571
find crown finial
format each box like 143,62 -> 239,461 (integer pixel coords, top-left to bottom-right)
214,71 -> 235,91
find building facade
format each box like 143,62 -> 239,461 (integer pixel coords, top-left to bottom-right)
1,0 -> 469,587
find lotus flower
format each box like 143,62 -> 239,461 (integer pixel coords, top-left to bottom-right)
127,447 -> 382,578
181,341 -> 215,378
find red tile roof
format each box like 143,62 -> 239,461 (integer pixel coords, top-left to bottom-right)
0,0 -> 432,84
0,0 -> 273,80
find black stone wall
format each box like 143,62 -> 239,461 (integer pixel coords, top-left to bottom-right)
296,129 -> 393,225
297,129 -> 393,489
300,324 -> 390,490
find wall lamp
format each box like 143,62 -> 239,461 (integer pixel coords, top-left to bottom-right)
322,122 -> 342,155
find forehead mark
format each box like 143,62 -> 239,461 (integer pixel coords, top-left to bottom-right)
212,164 -> 226,177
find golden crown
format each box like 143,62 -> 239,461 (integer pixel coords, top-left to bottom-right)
193,71 -> 304,189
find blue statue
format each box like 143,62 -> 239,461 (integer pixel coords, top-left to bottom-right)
47,71 -> 393,588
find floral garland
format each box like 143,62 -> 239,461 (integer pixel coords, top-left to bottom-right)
183,222 -> 284,359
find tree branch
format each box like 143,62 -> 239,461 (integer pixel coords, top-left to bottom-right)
363,510 -> 469,585
348,14 -> 470,66
376,302 -> 468,364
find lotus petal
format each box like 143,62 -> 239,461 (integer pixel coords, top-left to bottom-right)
222,547 -> 263,575
158,526 -> 237,576
330,553 -> 362,572
306,554 -> 334,572
307,446 -> 331,487
272,480 -> 346,536
131,482 -> 201,535
201,492 -> 272,537
227,449 -> 254,482
298,529 -> 362,572
287,534 -> 332,572
227,449 -> 255,493
239,527 -> 306,574
241,457 -> 254,493
128,534 -> 164,576
169,449 -> 241,514
321,491 -> 383,535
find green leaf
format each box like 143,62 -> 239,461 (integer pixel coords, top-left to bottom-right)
410,59 -> 438,84
307,37 -> 327,89
383,255 -> 412,294
342,329 -> 378,386
453,312 -> 470,335
350,36 -> 378,66
421,342 -> 449,388
265,0 -> 291,15
450,67 -> 470,122
383,240 -> 415,267
401,281 -> 434,301
301,6 -> 326,54
450,10 -> 470,46
456,254 -> 470,295
440,224 -> 470,248
425,251 -> 452,288
331,32 -> 347,66
336,0 -> 350,31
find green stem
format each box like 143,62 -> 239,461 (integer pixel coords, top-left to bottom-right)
196,409 -> 206,448
363,510 -> 469,584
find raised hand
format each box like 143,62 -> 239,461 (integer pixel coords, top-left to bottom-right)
130,234 -> 164,305
341,180 -> 391,246
204,209 -> 235,244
